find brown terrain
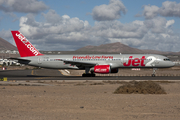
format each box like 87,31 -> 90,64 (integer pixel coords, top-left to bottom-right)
0,80 -> 180,120
0,37 -> 17,51
75,42 -> 180,55
76,42 -> 143,54
0,37 -> 19,58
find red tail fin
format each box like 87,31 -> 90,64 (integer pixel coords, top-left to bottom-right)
11,31 -> 43,57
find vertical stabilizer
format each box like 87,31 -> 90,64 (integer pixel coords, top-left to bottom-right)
11,31 -> 43,57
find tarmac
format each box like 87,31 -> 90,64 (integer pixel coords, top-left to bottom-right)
0,69 -> 180,81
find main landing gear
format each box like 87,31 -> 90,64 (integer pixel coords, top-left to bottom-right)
82,67 -> 96,77
152,68 -> 157,77
82,73 -> 95,77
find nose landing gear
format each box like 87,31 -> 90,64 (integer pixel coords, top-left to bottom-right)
152,68 -> 157,77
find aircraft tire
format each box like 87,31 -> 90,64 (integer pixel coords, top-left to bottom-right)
151,74 -> 156,77
82,73 -> 95,77
91,74 -> 95,77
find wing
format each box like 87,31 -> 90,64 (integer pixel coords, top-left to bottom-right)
56,59 -> 97,67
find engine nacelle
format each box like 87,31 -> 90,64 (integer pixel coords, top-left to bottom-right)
92,65 -> 118,74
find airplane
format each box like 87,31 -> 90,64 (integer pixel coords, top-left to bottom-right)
10,31 -> 175,77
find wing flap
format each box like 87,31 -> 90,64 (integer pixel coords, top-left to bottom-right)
56,59 -> 97,67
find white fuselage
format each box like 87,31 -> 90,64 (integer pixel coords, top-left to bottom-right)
18,54 -> 175,69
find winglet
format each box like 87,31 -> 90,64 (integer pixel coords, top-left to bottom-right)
11,31 -> 44,57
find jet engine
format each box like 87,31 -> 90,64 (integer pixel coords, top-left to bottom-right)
91,65 -> 118,74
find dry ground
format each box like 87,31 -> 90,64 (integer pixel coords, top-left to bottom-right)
0,81 -> 180,120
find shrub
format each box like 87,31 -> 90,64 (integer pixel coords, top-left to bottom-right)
114,81 -> 166,94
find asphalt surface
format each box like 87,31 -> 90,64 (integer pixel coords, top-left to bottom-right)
0,69 -> 180,81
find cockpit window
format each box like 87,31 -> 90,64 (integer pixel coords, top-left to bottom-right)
164,58 -> 170,61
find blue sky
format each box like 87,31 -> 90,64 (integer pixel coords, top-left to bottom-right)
0,0 -> 180,52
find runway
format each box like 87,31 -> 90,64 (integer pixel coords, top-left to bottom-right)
0,69 -> 180,81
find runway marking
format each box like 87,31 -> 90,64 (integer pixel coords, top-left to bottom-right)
58,70 -> 69,76
31,70 -> 34,75
58,70 -> 62,75
35,77 -> 55,80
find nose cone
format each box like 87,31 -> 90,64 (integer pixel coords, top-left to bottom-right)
171,62 -> 175,67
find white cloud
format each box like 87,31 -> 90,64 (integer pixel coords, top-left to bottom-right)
10,9 -> 178,52
0,11 -> 174,52
92,20 -> 147,39
132,20 -> 144,26
16,10 -> 101,50
0,0 -> 48,13
42,10 -> 62,24
62,15 -> 70,19
0,29 -> 11,38
144,17 -> 167,33
166,20 -> 175,28
159,1 -> 180,17
91,0 -> 126,21
139,31 -> 180,52
142,5 -> 159,19
140,1 -> 180,19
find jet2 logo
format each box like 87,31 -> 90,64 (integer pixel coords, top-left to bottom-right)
16,33 -> 28,44
123,56 -> 146,67
16,33 -> 39,56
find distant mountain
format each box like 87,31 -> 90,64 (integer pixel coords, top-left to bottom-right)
0,37 -> 17,50
76,42 -> 179,55
76,42 -> 143,54
0,36 -> 178,56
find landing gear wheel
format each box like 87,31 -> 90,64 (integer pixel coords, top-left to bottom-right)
82,74 -> 90,77
151,68 -> 157,77
91,74 -> 95,77
82,73 -> 96,77
152,74 -> 156,77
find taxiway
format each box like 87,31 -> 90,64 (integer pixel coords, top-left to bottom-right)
0,69 -> 180,81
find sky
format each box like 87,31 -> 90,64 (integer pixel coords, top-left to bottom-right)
0,0 -> 180,52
